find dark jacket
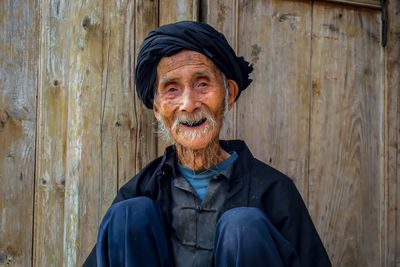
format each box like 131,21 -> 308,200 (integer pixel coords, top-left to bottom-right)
83,140 -> 331,267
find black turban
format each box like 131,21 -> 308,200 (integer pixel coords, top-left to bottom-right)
135,21 -> 253,109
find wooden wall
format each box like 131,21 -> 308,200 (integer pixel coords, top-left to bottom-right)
0,0 -> 398,266
202,2 -> 399,267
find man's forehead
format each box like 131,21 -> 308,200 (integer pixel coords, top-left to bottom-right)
159,71 -> 214,84
157,50 -> 219,77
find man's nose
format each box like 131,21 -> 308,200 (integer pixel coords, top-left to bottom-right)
180,87 -> 201,113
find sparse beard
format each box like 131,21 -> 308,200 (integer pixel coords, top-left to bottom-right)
219,87 -> 231,138
156,89 -> 230,144
172,109 -> 216,141
155,116 -> 174,143
155,88 -> 230,169
156,108 -> 218,145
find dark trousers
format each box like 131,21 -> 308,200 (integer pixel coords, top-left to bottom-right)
96,197 -> 299,267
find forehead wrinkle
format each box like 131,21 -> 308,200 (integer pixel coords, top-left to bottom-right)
157,50 -> 215,74
158,65 -> 213,82
158,61 -> 209,75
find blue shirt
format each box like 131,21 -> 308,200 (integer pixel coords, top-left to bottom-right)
177,152 -> 238,200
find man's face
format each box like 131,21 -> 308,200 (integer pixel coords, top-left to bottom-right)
153,50 -> 236,150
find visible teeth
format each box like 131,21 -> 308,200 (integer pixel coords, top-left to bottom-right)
181,118 -> 206,127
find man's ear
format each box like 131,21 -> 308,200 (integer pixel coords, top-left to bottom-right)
226,79 -> 239,110
152,99 -> 160,120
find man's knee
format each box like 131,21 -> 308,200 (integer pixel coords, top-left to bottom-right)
112,195 -> 154,209
216,207 -> 267,231
214,207 -> 294,267
104,196 -> 158,226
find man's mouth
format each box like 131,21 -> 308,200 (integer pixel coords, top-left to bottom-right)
180,118 -> 207,127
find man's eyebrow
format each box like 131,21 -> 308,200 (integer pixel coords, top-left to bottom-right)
193,71 -> 212,77
159,77 -> 179,85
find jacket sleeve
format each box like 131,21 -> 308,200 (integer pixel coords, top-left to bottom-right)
264,177 -> 332,267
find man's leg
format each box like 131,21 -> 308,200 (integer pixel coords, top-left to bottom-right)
96,196 -> 174,267
213,207 -> 300,267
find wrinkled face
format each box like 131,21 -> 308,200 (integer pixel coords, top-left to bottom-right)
153,50 -> 238,150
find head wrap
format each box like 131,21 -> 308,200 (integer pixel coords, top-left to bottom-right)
135,21 -> 253,109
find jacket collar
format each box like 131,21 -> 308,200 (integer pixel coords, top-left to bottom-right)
160,140 -> 253,205
221,140 -> 253,204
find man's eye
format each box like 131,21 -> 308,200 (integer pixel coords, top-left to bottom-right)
199,82 -> 207,87
167,87 -> 177,92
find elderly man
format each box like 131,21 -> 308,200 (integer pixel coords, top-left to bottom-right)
83,21 -> 331,267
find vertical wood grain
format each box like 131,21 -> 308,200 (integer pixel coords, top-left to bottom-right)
385,0 -> 400,265
0,0 -> 38,266
201,0 -> 237,140
159,0 -> 199,25
235,0 -> 312,197
34,0 -> 70,266
63,1 -> 105,265
127,0 -> 159,186
309,3 -> 383,266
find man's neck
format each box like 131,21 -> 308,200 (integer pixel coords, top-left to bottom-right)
176,139 -> 230,170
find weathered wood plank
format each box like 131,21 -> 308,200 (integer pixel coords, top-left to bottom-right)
159,0 -> 199,25
385,0 -> 400,265
0,0 -> 38,266
202,0 -> 237,140
63,1 -> 106,266
34,0 -> 70,266
309,3 -> 383,266
157,0 -> 200,155
127,0 -> 159,186
235,0 -> 312,197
